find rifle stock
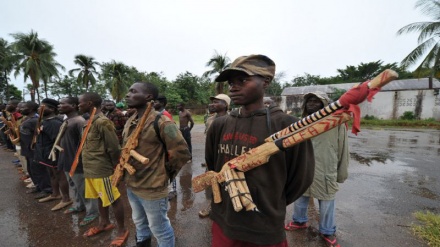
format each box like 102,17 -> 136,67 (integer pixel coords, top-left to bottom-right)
69,107 -> 96,177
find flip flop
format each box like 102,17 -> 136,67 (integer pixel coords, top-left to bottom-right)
109,230 -> 129,247
284,221 -> 307,231
83,224 -> 115,237
79,215 -> 98,226
63,207 -> 84,214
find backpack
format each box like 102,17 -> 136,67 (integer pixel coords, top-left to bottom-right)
153,112 -> 175,182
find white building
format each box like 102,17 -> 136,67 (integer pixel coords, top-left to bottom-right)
279,78 -> 440,120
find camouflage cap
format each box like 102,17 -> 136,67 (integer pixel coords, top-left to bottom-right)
215,54 -> 276,82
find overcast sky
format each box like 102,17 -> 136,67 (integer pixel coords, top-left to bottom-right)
1,0 -> 427,95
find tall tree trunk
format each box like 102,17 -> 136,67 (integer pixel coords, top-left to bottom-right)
3,70 -> 9,101
216,81 -> 224,94
30,87 -> 36,102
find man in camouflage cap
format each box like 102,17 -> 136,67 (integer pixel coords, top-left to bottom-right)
206,54 -> 315,246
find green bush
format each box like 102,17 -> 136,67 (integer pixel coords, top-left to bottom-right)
363,114 -> 378,120
400,111 -> 416,120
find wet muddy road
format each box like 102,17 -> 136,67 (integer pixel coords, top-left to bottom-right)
0,125 -> 439,246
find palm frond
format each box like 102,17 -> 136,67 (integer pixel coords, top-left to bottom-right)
415,0 -> 440,19
418,23 -> 440,43
401,37 -> 438,67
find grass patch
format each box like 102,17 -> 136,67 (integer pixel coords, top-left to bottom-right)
360,119 -> 440,128
188,115 -> 440,128
175,115 -> 206,125
412,211 -> 440,246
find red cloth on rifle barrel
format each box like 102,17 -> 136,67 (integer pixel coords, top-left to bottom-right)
337,82 -> 380,135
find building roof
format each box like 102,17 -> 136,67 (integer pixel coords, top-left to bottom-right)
281,78 -> 440,96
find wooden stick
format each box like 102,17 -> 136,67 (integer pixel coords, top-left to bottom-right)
69,107 -> 96,177
236,171 -> 257,211
31,105 -> 45,150
224,169 -> 243,212
230,170 -> 253,209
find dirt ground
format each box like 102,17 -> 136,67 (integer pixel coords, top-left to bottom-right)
0,125 -> 439,246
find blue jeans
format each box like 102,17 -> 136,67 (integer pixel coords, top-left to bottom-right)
126,188 -> 174,247
293,196 -> 336,235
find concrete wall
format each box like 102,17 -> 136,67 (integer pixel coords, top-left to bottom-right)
282,89 -> 440,120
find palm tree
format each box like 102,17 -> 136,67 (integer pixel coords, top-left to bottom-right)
203,50 -> 231,94
397,0 -> 440,79
69,54 -> 100,90
0,38 -> 18,102
101,60 -> 131,102
11,30 -> 64,102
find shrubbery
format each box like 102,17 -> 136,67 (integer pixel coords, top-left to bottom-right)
363,114 -> 378,120
400,111 -> 416,120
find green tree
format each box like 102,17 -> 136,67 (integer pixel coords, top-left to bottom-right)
101,60 -> 131,102
172,71 -> 201,105
397,0 -> 440,79
266,72 -> 287,96
0,83 -> 22,102
0,38 -> 18,102
203,50 -> 231,94
11,30 -> 64,103
69,54 -> 100,90
336,61 -> 413,82
291,73 -> 322,86
49,75 -> 85,99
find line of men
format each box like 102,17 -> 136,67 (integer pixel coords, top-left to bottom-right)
2,83 -> 192,247
1,53 -> 348,247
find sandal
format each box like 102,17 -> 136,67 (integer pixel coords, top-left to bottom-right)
79,215 -> 98,226
321,234 -> 340,247
51,200 -> 73,211
83,224 -> 115,237
64,207 -> 84,214
284,221 -> 307,231
109,230 -> 129,247
38,195 -> 62,203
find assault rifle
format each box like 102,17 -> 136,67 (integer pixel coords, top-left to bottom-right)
192,69 -> 399,212
48,121 -> 67,161
111,102 -> 152,186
